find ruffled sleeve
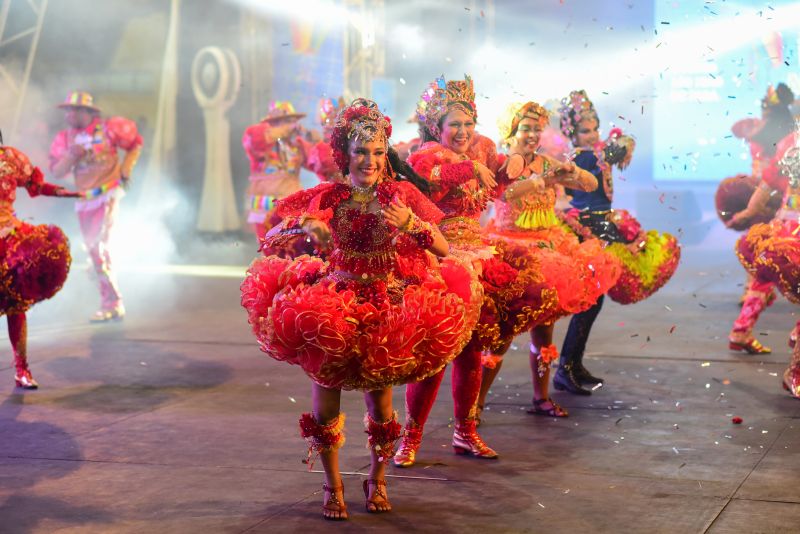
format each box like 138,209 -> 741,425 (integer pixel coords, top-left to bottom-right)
275,182 -> 346,223
467,134 -> 500,173
19,167 -> 62,197
395,180 -> 444,224
105,117 -> 143,151
408,142 -> 474,194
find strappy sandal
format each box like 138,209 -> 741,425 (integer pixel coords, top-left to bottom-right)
322,482 -> 348,521
363,478 -> 391,513
527,397 -> 569,417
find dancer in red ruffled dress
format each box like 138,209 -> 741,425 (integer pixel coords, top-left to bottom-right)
241,99 -> 477,520
1,141 -> 80,388
476,101 -> 621,418
49,91 -> 142,323
723,84 -> 796,354
393,76 -> 554,467
736,128 -> 800,397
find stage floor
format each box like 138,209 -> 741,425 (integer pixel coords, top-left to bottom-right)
2,241 -> 799,533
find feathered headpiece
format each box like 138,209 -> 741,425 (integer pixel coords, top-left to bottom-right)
416,75 -> 477,139
330,98 -> 393,174
559,90 -> 599,140
497,101 -> 549,142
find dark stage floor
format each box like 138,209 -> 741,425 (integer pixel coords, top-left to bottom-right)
2,237 -> 799,533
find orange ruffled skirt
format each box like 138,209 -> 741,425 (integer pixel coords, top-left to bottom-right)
240,254 -> 480,391
486,222 -> 621,322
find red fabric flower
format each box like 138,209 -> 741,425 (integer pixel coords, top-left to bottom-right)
481,257 -> 519,293
540,344 -> 559,364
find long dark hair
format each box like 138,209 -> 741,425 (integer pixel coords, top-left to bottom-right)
388,146 -> 431,194
752,83 -> 795,156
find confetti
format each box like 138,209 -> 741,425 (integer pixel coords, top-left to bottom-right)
669,325 -> 677,334
732,416 -> 743,424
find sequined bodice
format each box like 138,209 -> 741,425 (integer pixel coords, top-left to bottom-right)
329,200 -> 397,277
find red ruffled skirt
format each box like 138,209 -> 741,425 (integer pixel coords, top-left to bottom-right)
737,219 -> 800,304
240,254 -> 479,390
439,217 -> 557,354
0,222 -> 72,315
486,223 -> 620,322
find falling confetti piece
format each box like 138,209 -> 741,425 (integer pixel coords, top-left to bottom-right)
672,447 -> 680,454
664,305 -> 672,311
732,416 -> 743,424
701,362 -> 710,367
538,503 -> 546,508
669,325 -> 677,334
289,397 -> 297,403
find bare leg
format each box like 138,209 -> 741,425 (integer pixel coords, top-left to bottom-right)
531,324 -> 554,402
310,383 -> 346,519
364,388 -> 394,512
529,324 -> 568,417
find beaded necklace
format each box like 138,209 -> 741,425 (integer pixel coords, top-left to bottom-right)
350,183 -> 377,212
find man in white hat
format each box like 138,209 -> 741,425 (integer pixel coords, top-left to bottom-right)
49,91 -> 143,322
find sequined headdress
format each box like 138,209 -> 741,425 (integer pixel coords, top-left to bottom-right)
416,75 -> 477,139
497,101 -> 549,142
559,90 -> 599,140
330,98 -> 393,174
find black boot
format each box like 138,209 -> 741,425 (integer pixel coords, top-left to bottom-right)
553,365 -> 592,396
574,362 -> 604,385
